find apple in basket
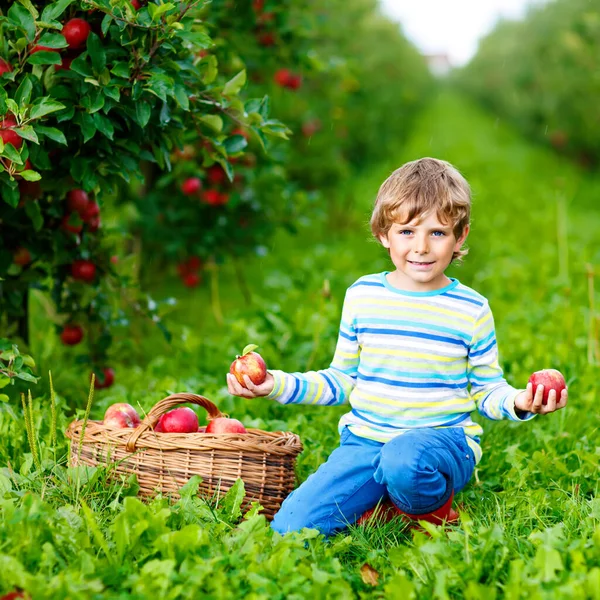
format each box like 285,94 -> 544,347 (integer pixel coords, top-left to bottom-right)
103,403 -> 141,428
155,407 -> 199,433
229,344 -> 267,387
205,417 -> 247,434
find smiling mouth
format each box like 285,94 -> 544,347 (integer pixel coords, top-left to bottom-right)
408,260 -> 434,265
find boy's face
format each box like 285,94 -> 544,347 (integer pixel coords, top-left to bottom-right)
379,211 -> 469,292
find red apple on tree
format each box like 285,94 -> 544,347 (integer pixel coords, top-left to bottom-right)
205,417 -> 247,434
229,344 -> 267,387
0,116 -> 23,149
182,272 -> 201,288
0,58 -> 13,75
62,18 -> 92,50
13,247 -> 31,267
71,260 -> 96,282
60,324 -> 84,346
94,367 -> 115,389
528,369 -> 566,405
207,164 -> 226,185
67,189 -> 90,214
103,402 -> 140,427
181,177 -> 202,196
156,407 -> 198,433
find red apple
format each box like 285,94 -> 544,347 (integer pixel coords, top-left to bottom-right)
131,0 -> 143,9
203,190 -> 229,206
60,324 -> 84,346
207,164 -> 226,185
13,247 -> 31,267
61,213 -> 83,234
71,260 -> 96,282
274,68 -> 292,88
287,73 -> 302,90
528,369 -> 566,405
181,177 -> 202,196
62,19 -> 92,50
103,402 -> 140,427
182,272 -> 201,288
0,591 -> 26,600
229,344 -> 267,387
257,32 -> 276,47
94,367 -> 115,389
156,407 -> 198,433
82,200 -> 100,223
205,417 -> 247,434
67,189 -> 90,214
0,58 -> 13,75
0,116 -> 22,149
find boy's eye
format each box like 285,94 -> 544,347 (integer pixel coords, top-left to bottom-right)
432,231 -> 446,237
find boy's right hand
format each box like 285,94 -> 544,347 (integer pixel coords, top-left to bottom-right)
227,371 -> 275,398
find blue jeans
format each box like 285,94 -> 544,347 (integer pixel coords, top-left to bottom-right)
271,426 -> 476,537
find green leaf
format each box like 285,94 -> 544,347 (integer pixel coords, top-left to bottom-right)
199,114 -> 222,132
37,32 -> 69,49
242,344 -> 258,356
8,4 -> 36,42
104,87 -> 120,102
87,32 -> 106,73
173,85 -> 189,110
92,112 -> 114,140
74,112 -> 96,143
1,144 -> 22,163
18,170 -> 41,182
27,51 -> 61,66
147,2 -> 175,21
223,70 -> 246,96
41,0 -> 75,22
16,125 -> 38,144
223,135 -> 248,155
24,200 -> 43,231
101,14 -> 112,36
29,97 -> 66,120
70,54 -> 93,78
0,181 -> 19,207
15,76 -> 33,107
135,101 -> 151,128
35,124 -> 67,145
219,479 -> 245,521
111,62 -> 130,79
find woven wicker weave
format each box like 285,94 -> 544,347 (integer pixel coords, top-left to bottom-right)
65,393 -> 303,520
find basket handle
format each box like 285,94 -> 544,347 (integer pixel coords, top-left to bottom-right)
126,393 -> 225,452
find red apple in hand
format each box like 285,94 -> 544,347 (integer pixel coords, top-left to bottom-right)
205,417 -> 247,434
229,344 -> 267,387
528,369 -> 566,405
103,403 -> 140,428
156,407 -> 198,433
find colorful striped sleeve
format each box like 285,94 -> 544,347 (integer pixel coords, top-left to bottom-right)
265,290 -> 358,406
468,301 -> 536,422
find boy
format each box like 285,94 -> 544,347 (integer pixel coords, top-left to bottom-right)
226,157 -> 569,537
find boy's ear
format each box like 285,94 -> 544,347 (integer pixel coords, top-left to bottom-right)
379,232 -> 391,249
454,224 -> 470,250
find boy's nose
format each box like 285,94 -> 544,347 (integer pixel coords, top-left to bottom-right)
415,236 -> 429,254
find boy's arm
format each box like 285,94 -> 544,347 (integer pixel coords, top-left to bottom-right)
467,301 -> 536,422
265,291 -> 359,406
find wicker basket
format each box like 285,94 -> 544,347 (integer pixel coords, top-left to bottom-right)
65,393 -> 303,520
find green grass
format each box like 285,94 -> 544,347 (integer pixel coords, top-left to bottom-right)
3,88 -> 600,598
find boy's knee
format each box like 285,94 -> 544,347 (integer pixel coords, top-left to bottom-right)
373,431 -> 431,490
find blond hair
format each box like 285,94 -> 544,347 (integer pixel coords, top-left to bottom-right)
370,157 -> 471,262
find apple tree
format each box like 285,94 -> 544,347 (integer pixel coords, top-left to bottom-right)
0,0 -> 290,393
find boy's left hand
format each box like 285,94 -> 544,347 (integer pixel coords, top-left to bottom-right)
514,383 -> 568,415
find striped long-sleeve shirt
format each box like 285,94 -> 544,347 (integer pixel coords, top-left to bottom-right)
266,272 -> 536,464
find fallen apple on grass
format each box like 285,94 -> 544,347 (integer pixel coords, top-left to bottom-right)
205,417 -> 247,434
528,369 -> 566,405
155,407 -> 198,433
229,344 -> 267,387
103,403 -> 140,428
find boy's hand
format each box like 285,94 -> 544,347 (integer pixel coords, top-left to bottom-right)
514,382 -> 568,415
227,371 -> 275,398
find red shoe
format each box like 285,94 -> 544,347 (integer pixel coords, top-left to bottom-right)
356,492 -> 459,528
